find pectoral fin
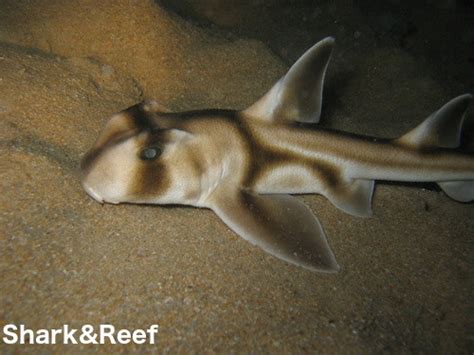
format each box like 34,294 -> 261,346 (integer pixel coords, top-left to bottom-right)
209,190 -> 339,273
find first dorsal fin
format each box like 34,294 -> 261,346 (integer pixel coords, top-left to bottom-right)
242,37 -> 335,124
396,94 -> 473,149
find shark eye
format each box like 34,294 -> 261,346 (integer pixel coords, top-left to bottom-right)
139,146 -> 161,160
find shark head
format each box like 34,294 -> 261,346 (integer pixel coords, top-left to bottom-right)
81,103 -> 202,205
79,37 -> 343,273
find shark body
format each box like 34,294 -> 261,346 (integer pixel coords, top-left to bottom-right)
81,38 -> 474,272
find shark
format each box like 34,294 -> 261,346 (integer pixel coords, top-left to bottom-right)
81,37 -> 474,273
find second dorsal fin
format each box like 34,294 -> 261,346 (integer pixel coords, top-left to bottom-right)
395,94 -> 472,149
242,37 -> 335,124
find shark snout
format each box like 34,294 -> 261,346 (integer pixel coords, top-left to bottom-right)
82,182 -> 121,205
82,182 -> 105,204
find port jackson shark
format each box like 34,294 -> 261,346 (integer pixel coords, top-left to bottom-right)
81,37 -> 473,272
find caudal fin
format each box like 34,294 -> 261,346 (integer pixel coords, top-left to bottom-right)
395,94 -> 473,202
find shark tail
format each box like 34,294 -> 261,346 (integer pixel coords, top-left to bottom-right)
395,94 -> 474,202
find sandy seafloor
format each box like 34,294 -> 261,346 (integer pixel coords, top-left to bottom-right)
0,0 -> 473,353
